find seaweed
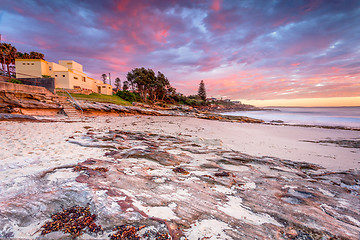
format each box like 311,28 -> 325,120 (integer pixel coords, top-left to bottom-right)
40,206 -> 103,238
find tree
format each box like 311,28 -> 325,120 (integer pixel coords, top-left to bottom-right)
29,51 -> 44,59
17,51 -> 44,60
115,77 -> 121,91
198,80 -> 206,101
125,67 -> 175,103
101,73 -> 107,84
126,67 -> 156,102
0,45 -> 4,72
123,81 -> 129,91
0,43 -> 17,77
149,71 -> 172,102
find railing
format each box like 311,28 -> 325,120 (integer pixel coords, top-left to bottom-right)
62,88 -> 84,116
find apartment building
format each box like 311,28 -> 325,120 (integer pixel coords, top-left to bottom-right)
15,59 -> 112,95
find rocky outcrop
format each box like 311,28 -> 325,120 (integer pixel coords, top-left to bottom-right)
76,101 -> 264,123
77,100 -> 165,116
199,113 -> 264,123
0,113 -> 38,121
0,82 -> 63,115
197,102 -> 263,112
0,82 -> 264,123
0,91 -> 63,112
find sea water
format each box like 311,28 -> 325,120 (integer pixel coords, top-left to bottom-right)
221,107 -> 360,128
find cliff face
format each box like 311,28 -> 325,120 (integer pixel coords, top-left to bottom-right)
0,82 -> 63,115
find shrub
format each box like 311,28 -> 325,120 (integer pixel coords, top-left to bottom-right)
9,78 -> 23,84
116,90 -> 140,103
42,75 -> 52,78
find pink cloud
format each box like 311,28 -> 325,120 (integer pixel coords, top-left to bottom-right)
155,29 -> 169,43
116,0 -> 130,11
211,0 -> 222,11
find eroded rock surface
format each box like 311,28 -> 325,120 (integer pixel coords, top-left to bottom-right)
0,128 -> 359,239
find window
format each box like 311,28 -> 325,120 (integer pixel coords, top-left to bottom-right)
102,86 -> 106,88
74,76 -> 78,80
55,75 -> 57,77
63,75 -> 65,77
31,63 -> 34,65
82,77 -> 86,82
22,63 -> 25,65
49,67 -> 52,71
27,63 -> 30,65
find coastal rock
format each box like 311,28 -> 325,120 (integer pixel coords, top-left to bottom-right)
200,113 -> 264,123
0,91 -> 62,113
0,113 -> 38,121
0,82 -> 265,123
1,127 -> 358,239
77,100 -> 165,116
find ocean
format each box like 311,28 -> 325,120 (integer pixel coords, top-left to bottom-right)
221,107 -> 360,128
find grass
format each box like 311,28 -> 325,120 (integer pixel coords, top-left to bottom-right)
57,92 -> 132,106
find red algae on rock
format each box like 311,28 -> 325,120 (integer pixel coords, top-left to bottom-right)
40,206 -> 103,238
172,167 -> 190,175
110,225 -> 142,240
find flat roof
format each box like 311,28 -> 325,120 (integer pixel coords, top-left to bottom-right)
15,58 -> 47,63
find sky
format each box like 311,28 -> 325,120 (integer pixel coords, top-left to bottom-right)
1,0 -> 360,107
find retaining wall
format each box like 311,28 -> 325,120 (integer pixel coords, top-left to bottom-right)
17,78 -> 55,92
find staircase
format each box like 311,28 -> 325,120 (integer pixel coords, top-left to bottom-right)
58,96 -> 82,119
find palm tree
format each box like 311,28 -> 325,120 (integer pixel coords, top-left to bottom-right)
0,44 -> 5,73
1,43 -> 17,76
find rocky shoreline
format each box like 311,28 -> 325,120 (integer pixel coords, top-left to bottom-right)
2,85 -> 359,132
0,86 -> 265,124
0,120 -> 359,239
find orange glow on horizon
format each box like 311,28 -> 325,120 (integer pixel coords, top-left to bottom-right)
241,97 -> 360,107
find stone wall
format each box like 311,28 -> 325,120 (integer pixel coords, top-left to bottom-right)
0,81 -> 54,96
17,78 -> 55,92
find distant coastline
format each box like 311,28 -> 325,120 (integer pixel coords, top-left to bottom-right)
264,106 -> 360,108
221,106 -> 360,128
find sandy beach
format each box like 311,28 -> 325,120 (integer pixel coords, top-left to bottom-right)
0,116 -> 359,239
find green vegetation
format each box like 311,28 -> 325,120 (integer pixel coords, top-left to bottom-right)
116,90 -> 140,103
9,78 -> 23,84
42,75 -> 52,78
57,92 -> 132,106
126,67 -> 176,103
169,94 -> 207,107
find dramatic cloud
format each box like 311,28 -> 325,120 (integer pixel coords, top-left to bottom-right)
1,0 -> 359,104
